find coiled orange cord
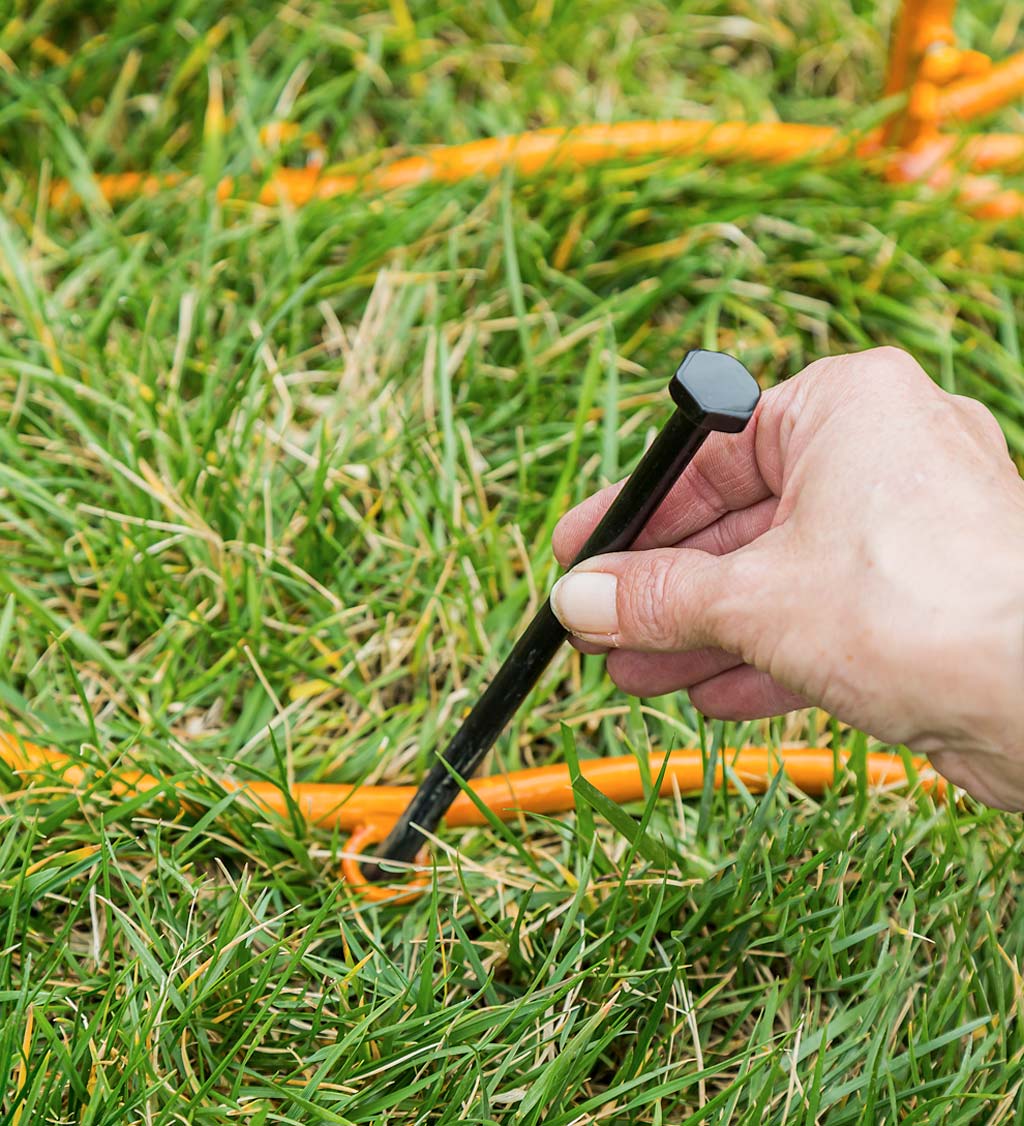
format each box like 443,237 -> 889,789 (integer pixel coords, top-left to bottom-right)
0,732 -> 944,903
46,0 -> 1024,221
48,118 -> 1024,220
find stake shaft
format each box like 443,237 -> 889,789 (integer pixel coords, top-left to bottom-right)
363,351 -> 760,880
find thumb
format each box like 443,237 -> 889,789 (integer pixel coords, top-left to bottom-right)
550,546 -> 764,655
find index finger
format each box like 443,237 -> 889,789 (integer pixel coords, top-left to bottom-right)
552,393 -> 779,567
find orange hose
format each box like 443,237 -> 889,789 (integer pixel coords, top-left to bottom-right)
49,171 -> 184,208
938,50 -> 1024,122
38,8 -> 1024,220
886,141 -> 1024,219
50,120 -> 858,211
884,133 -> 1024,176
254,121 -> 853,206
883,0 -> 957,102
47,113 -> 1019,223
1,732 -> 945,902
956,134 -> 1024,172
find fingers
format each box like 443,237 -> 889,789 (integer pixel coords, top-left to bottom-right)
553,347 -> 939,571
677,496 -> 779,556
605,651 -> 806,720
556,493 -> 778,596
550,536 -> 788,654
551,548 -> 730,651
688,665 -> 806,721
558,499 -> 778,669
552,395 -> 781,566
606,647 -> 742,696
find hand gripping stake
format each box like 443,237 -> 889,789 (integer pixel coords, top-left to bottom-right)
362,350 -> 760,882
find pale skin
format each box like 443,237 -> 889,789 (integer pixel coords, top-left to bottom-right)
550,347 -> 1024,810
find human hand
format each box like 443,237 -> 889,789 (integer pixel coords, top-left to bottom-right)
551,348 -> 1024,809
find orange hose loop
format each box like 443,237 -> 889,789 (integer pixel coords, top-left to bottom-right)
341,823 -> 430,905
881,0 -> 957,147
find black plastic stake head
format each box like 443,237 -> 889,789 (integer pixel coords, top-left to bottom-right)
670,350 -> 762,434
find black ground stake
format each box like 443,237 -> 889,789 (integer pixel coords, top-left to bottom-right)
361,350 -> 761,881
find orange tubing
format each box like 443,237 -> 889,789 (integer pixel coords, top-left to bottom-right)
50,120 -> 857,211
38,4 -> 1024,220
885,133 -> 1024,176
49,171 -> 184,209
883,0 -> 956,101
958,134 -> 1024,172
937,50 -> 1024,122
885,139 -> 1024,218
48,115 -> 1022,223
1,732 -> 945,903
253,121 -> 853,206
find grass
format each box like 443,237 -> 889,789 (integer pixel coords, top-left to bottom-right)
2,0 -> 1024,1121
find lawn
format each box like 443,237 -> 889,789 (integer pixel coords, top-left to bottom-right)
3,1 -> 1024,1121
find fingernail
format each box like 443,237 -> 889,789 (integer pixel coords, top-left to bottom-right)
550,571 -> 619,638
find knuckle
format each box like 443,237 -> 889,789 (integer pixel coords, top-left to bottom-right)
684,461 -> 727,519
797,352 -> 882,400
953,394 -> 1008,449
797,354 -> 850,386
864,344 -> 918,371
838,346 -> 925,386
800,348 -> 937,419
864,347 -> 936,397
